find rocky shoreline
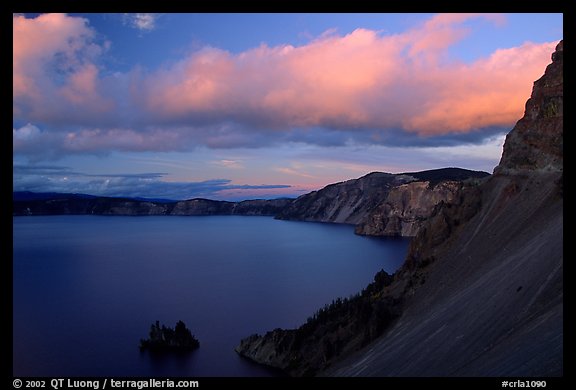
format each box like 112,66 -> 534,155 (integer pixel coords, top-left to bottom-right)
14,168 -> 489,240
235,40 -> 563,377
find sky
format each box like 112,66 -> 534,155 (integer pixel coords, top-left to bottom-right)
13,13 -> 563,201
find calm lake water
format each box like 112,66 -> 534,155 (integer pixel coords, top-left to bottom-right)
13,215 -> 410,376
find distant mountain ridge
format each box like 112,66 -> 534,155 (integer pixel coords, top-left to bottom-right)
12,192 -> 293,217
13,167 -> 489,238
13,191 -> 98,201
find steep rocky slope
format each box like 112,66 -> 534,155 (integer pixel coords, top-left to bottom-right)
276,168 -> 489,236
276,172 -> 406,224
236,40 -> 563,377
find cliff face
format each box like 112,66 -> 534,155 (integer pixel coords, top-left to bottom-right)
277,168 -> 489,237
232,198 -> 294,216
328,39 -> 563,377
98,200 -> 170,215
496,40 -> 563,175
276,172 -> 407,224
236,41 -> 563,377
169,199 -> 235,215
355,180 -> 465,236
169,198 -> 293,216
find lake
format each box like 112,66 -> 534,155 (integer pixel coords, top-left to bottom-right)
13,215 -> 410,376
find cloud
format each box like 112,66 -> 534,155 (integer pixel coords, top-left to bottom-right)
143,13 -> 553,136
13,13 -> 559,158
13,123 -> 41,141
13,164 -> 291,200
123,13 -> 158,32
405,13 -> 505,58
214,159 -> 244,169
13,13 -> 112,125
275,167 -> 316,179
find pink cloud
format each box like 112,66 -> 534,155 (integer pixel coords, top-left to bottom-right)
143,13 -> 554,136
13,13 -> 560,156
59,64 -> 105,106
13,13 -> 91,99
13,13 -> 112,123
402,41 -> 556,134
146,28 -> 405,129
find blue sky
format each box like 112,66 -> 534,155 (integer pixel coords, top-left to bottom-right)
13,13 -> 562,200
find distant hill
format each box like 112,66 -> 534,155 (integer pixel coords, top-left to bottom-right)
13,191 -> 175,203
401,167 -> 489,185
13,191 -> 98,202
12,192 -> 292,217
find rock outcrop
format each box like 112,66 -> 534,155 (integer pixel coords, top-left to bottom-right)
276,168 -> 489,236
236,41 -> 563,377
232,198 -> 295,216
276,172 -> 407,225
355,179 -> 466,236
169,198 -> 293,216
169,198 -> 235,216
98,200 -> 170,215
496,40 -> 563,175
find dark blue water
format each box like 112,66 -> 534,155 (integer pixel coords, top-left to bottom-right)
13,216 -> 410,376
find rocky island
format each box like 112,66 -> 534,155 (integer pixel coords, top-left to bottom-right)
140,320 -> 200,352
